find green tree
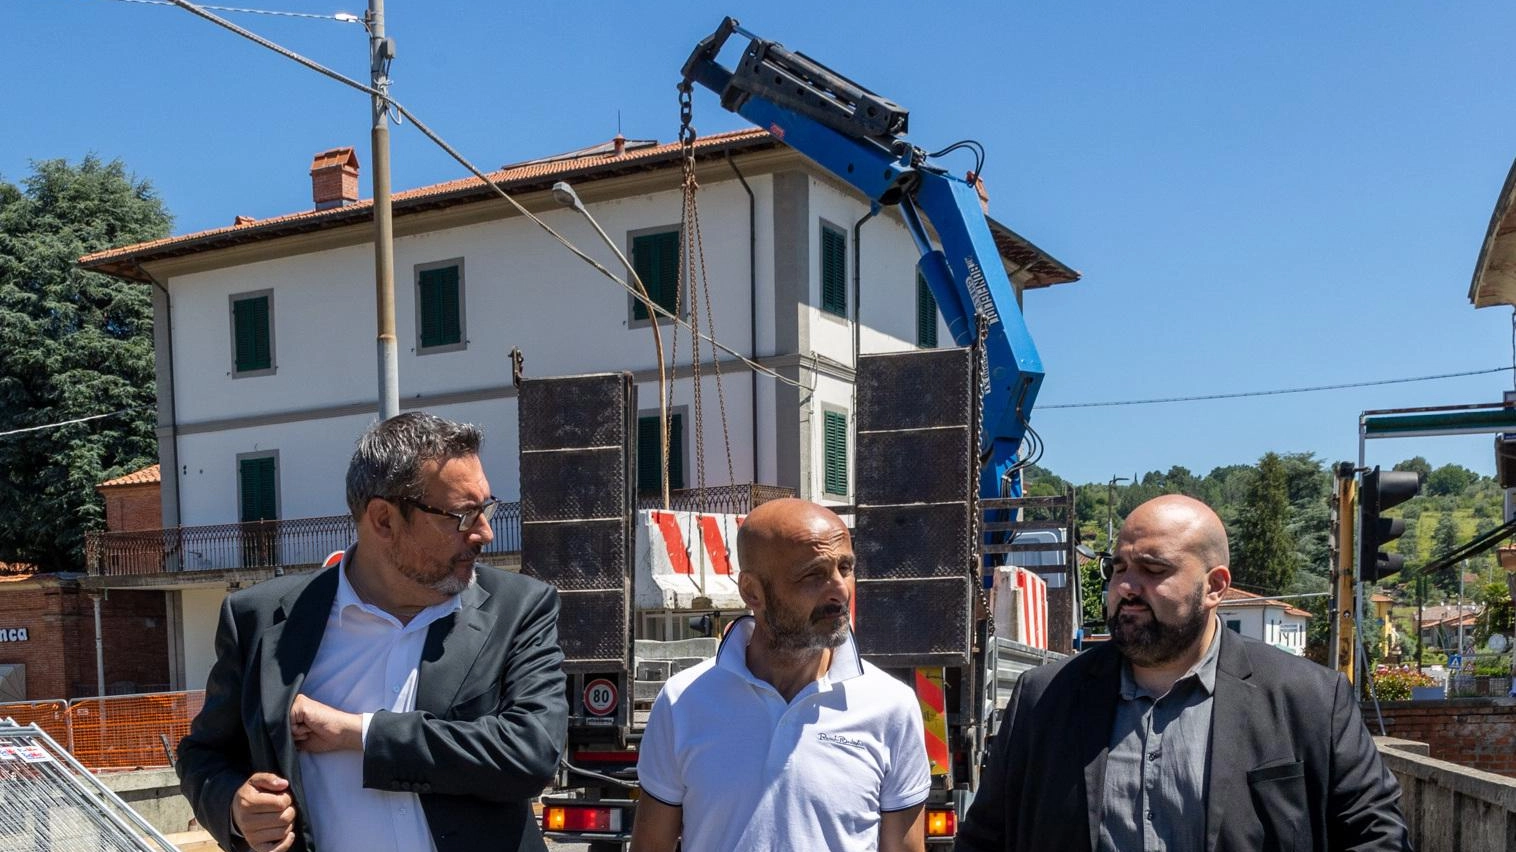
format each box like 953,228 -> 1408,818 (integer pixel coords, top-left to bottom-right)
1475,580 -> 1513,646
1426,464 -> 1478,497
1392,456 -> 1431,483
1230,452 -> 1298,594
1430,512 -> 1461,595
0,156 -> 170,571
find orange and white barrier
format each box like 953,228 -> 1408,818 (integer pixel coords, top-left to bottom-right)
635,510 -> 746,610
992,566 -> 1048,649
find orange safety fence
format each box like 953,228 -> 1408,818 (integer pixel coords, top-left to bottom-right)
66,690 -> 205,770
0,698 -> 69,746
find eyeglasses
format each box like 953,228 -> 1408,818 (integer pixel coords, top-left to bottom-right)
386,496 -> 502,531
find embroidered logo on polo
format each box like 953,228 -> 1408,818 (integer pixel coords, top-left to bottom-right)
816,732 -> 868,749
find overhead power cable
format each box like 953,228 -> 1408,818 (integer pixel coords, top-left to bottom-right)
1040,366 -> 1512,410
161,0 -> 811,392
103,0 -> 351,21
0,408 -> 138,439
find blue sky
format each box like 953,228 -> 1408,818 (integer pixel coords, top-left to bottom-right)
8,1 -> 1516,485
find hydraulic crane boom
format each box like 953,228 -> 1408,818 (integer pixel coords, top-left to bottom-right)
681,18 -> 1045,499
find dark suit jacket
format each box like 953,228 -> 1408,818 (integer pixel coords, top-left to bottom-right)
177,562 -> 568,852
956,628 -> 1412,852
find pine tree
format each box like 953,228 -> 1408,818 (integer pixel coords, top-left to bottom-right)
0,156 -> 171,571
1230,452 -> 1298,594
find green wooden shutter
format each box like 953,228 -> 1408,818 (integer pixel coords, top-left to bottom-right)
239,456 -> 277,522
917,271 -> 939,348
637,416 -> 660,493
667,413 -> 684,490
821,226 -> 847,316
823,411 -> 848,495
632,231 -> 680,321
637,413 -> 685,492
419,265 -> 461,348
233,296 -> 271,372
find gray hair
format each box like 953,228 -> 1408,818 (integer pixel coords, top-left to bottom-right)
345,412 -> 484,520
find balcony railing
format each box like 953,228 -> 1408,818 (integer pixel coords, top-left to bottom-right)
85,484 -> 792,577
85,503 -> 523,577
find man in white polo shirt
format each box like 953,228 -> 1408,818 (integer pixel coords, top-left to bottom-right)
630,498 -> 929,852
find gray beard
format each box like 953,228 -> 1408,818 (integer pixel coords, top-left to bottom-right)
429,566 -> 474,597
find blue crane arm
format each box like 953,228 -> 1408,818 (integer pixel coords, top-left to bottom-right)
681,18 -> 1045,499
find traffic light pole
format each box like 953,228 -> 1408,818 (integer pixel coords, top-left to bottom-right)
1329,465 -> 1357,679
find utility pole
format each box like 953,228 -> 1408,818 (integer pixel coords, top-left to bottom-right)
368,0 -> 399,421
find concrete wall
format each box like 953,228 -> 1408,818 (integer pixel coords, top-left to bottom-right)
1373,698 -> 1516,778
1377,736 -> 1516,851
179,587 -> 228,693
98,767 -> 197,836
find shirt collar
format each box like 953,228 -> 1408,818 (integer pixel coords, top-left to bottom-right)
716,615 -> 865,688
332,549 -> 465,630
1118,615 -> 1224,700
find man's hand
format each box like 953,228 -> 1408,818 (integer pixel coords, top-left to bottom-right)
232,772 -> 297,852
290,694 -> 363,753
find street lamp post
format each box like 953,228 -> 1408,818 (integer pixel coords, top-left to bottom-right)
552,182 -> 670,508
1107,476 -> 1130,546
366,0 -> 398,421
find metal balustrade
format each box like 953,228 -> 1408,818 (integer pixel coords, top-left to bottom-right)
84,486 -> 787,577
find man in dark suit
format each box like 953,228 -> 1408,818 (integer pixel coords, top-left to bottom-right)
956,494 -> 1411,852
177,412 -> 567,852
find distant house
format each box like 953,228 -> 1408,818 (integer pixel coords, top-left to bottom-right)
1217,588 -> 1311,655
1418,604 -> 1480,654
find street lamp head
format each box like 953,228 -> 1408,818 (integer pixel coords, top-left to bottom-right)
333,12 -> 362,24
552,181 -> 585,212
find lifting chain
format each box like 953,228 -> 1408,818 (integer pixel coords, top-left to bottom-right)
675,83 -> 735,510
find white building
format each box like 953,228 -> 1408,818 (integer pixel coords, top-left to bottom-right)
80,129 -> 1077,690
1217,587 -> 1312,655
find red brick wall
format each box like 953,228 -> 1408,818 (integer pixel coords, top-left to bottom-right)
102,483 -> 161,532
0,582 -> 169,700
1372,699 -> 1516,777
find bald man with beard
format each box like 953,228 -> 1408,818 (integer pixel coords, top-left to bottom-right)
631,498 -> 930,852
957,494 -> 1412,852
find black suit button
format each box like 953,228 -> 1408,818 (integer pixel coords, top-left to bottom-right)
420,783 -> 432,793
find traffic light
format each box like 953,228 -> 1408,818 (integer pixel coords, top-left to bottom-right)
1358,466 -> 1420,582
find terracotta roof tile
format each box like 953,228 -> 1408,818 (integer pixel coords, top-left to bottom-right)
98,464 -> 160,488
1220,586 -> 1312,618
79,129 -> 773,274
77,127 -> 1077,289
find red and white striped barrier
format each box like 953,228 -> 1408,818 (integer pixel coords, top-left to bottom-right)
634,510 -> 746,610
992,566 -> 1048,649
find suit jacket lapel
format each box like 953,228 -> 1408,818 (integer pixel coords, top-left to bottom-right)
259,567 -> 339,817
415,577 -> 493,715
1078,645 -> 1121,852
1205,628 -> 1257,852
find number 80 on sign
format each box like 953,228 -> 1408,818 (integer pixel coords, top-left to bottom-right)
583,678 -> 618,717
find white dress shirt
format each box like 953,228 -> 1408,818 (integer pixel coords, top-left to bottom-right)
295,557 -> 463,852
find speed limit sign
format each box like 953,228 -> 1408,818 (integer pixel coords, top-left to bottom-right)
583,678 -> 618,716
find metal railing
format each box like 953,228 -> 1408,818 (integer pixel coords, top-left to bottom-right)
637,482 -> 793,514
85,503 -> 523,576
85,485 -> 787,577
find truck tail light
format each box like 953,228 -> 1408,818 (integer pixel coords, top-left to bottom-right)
925,807 -> 957,838
543,804 -> 623,833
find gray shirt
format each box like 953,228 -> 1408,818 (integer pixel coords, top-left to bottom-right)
1097,623 -> 1223,852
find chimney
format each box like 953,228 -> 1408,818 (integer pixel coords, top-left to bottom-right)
310,147 -> 360,210
611,133 -> 626,157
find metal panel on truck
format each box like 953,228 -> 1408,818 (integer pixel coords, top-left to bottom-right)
518,373 -> 637,731
853,347 -> 980,668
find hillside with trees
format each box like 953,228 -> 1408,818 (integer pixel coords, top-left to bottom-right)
1025,454 -> 1510,659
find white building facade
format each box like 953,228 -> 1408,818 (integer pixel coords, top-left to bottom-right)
82,129 -> 1077,690
1217,588 -> 1312,655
